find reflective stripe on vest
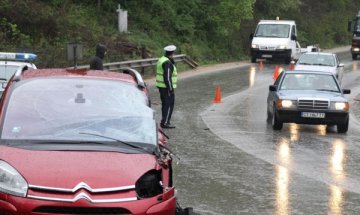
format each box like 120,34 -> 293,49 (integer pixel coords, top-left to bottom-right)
156,56 -> 177,88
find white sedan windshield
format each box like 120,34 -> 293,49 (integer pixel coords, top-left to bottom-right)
298,54 -> 335,67
1,78 -> 156,146
280,73 -> 340,92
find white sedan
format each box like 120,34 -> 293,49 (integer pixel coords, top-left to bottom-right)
294,52 -> 344,84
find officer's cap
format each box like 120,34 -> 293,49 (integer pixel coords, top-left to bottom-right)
164,45 -> 176,52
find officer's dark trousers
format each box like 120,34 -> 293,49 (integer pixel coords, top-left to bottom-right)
158,88 -> 175,125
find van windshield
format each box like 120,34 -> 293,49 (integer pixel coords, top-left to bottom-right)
255,24 -> 290,38
355,18 -> 360,33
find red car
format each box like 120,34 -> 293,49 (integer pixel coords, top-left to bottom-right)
0,66 -> 188,214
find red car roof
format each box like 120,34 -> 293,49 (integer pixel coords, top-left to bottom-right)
21,68 -> 137,84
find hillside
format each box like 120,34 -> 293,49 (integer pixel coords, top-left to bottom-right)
0,0 -> 359,69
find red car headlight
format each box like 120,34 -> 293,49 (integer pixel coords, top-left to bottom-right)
135,170 -> 163,199
0,160 -> 28,197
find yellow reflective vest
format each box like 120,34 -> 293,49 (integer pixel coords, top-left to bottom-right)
156,56 -> 177,89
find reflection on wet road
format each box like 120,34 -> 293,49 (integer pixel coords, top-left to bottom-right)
150,51 -> 360,214
249,66 -> 256,88
329,139 -> 345,215
276,139 -> 290,215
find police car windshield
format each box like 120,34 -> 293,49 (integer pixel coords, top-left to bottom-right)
0,65 -> 20,80
1,78 -> 157,146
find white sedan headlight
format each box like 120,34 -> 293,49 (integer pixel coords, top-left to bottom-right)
0,160 -> 28,197
277,99 -> 294,108
335,102 -> 349,110
251,44 -> 259,49
282,100 -> 293,108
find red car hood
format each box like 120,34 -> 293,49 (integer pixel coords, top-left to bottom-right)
0,146 -> 157,188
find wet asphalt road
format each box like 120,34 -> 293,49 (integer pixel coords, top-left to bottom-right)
148,51 -> 360,215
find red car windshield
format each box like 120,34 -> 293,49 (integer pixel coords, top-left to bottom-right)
1,78 -> 156,146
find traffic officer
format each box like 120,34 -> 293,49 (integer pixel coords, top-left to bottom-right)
156,45 -> 177,129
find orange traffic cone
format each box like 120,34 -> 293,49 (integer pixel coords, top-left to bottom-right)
213,85 -> 222,103
289,62 -> 295,70
273,65 -> 279,80
258,60 -> 264,70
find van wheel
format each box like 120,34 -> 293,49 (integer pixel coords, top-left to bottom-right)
284,57 -> 291,64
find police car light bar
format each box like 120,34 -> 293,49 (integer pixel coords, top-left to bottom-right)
0,52 -> 37,61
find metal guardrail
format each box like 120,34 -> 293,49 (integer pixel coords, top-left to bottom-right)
77,54 -> 199,71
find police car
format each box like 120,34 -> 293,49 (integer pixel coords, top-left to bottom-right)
0,52 -> 37,96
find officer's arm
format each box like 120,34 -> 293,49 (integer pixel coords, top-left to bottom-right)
162,61 -> 173,91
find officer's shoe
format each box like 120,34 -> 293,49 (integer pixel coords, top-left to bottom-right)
160,123 -> 176,129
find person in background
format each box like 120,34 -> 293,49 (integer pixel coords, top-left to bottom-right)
90,44 -> 107,70
156,45 -> 177,129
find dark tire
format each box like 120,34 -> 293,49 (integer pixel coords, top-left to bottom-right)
337,117 -> 349,133
251,56 -> 256,63
352,54 -> 357,60
271,107 -> 283,130
266,110 -> 272,123
176,201 -> 197,215
284,56 -> 291,64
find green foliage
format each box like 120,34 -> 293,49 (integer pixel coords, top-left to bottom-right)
121,0 -> 254,62
291,0 -> 359,48
255,0 -> 301,17
1,0 -> 360,69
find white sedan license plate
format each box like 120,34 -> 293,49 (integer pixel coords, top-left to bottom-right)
301,112 -> 325,118
262,54 -> 272,58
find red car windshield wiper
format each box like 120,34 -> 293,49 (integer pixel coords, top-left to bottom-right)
79,132 -> 155,155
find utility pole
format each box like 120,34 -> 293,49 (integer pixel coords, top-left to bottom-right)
117,4 -> 128,33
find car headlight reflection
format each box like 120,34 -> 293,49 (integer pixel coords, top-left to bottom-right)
278,99 -> 294,108
335,102 -> 349,110
0,160 -> 28,197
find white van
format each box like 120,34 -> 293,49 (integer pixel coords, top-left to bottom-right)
250,19 -> 298,64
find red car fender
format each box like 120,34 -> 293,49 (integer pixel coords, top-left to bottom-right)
0,199 -> 17,213
146,188 -> 176,215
